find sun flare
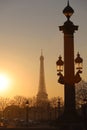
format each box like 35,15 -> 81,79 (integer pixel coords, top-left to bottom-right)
0,74 -> 10,92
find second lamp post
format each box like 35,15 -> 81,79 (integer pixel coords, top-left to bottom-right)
25,100 -> 29,126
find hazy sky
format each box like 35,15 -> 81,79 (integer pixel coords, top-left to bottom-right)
0,0 -> 87,99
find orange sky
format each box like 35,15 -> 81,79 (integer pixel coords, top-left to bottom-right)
0,0 -> 87,99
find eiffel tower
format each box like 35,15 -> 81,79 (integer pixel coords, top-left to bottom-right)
37,51 -> 48,105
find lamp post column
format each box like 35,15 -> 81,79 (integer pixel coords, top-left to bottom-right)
56,1 -> 83,119
59,10 -> 78,116
56,2 -> 85,130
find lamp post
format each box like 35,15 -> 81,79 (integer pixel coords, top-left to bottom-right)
25,100 -> 29,127
56,1 -> 83,122
58,98 -> 61,118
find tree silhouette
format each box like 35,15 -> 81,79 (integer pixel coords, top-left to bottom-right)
76,80 -> 87,108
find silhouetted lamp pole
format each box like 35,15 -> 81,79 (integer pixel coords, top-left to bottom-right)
25,100 -> 29,126
56,1 -> 83,120
58,98 -> 61,118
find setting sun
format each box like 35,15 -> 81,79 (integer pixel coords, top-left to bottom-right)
0,74 -> 10,92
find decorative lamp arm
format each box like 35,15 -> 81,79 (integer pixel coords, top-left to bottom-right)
57,72 -> 64,84
74,70 -> 82,83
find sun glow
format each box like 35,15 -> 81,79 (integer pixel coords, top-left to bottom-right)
0,74 -> 11,92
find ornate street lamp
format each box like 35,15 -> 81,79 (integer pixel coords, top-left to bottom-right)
25,100 -> 29,127
56,56 -> 64,84
63,0 -> 74,20
56,0 -> 83,123
75,52 -> 83,70
56,55 -> 64,73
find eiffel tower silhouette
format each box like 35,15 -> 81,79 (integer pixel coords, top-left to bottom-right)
37,51 -> 48,105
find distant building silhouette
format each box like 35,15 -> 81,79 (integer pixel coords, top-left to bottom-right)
36,51 -> 48,106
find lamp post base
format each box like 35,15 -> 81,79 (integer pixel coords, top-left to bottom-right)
54,111 -> 86,130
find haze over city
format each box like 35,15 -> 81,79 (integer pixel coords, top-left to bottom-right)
0,0 -> 87,99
